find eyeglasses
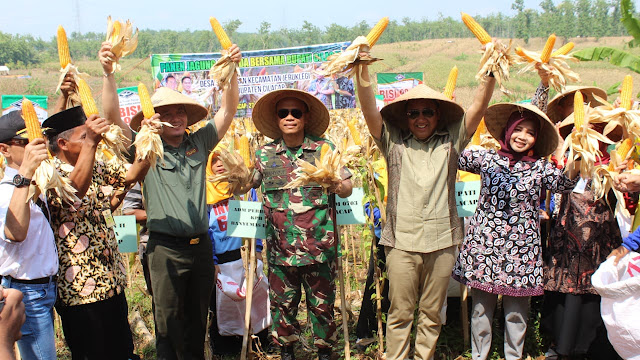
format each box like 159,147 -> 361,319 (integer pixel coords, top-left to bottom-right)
407,108 -> 437,120
6,138 -> 28,146
277,108 -> 304,119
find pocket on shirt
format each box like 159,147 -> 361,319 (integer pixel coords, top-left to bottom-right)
186,151 -> 205,185
158,161 -> 179,187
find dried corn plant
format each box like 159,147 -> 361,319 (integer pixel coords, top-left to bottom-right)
105,16 -> 139,73
208,17 -> 239,90
207,148 -> 253,195
516,36 -> 579,93
317,17 -> 388,86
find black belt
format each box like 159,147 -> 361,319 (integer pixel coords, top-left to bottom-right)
2,275 -> 57,285
150,232 -> 207,245
217,248 -> 242,264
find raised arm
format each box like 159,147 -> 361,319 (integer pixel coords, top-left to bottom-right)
213,44 -> 242,139
67,115 -> 110,198
99,42 -> 133,146
464,76 -> 496,139
355,64 -> 383,139
52,73 -> 77,114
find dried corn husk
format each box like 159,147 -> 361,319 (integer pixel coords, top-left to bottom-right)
317,36 -> 380,86
207,148 -> 252,194
133,120 -> 173,167
476,39 -> 515,94
208,49 -> 239,90
105,16 -> 139,73
0,153 -> 5,179
516,47 -> 580,93
100,124 -> 129,162
284,142 -> 360,189
28,159 -> 79,206
592,95 -> 640,141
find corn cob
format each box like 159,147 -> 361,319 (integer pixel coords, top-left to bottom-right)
110,20 -> 122,43
621,75 -> 633,111
551,42 -> 574,57
461,12 -> 491,45
471,118 -> 486,146
515,47 -> 536,63
238,135 -> 252,168
348,119 -> 362,146
76,78 -> 99,117
443,65 -> 458,100
22,99 -> 43,141
102,149 -> 114,161
609,138 -> 634,171
540,34 -> 556,63
209,17 -> 232,50
573,90 -> 585,131
366,17 -> 389,48
57,25 -> 71,69
138,83 -> 155,119
320,143 -> 331,161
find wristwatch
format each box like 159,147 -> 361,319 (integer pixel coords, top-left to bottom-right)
12,174 -> 32,188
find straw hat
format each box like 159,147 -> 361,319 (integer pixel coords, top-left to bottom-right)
547,86 -> 607,124
380,84 -> 464,130
558,111 -> 624,141
130,87 -> 208,131
252,88 -> 329,140
485,102 -> 558,157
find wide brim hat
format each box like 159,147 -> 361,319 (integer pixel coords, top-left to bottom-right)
0,110 -> 27,143
252,88 -> 330,140
547,86 -> 607,124
130,87 -> 209,132
42,106 -> 87,137
379,84 -> 464,130
485,102 -> 558,157
558,111 -> 624,141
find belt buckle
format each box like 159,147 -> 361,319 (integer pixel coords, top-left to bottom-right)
189,237 -> 200,245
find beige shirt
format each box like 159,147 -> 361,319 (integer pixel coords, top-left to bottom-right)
375,115 -> 468,253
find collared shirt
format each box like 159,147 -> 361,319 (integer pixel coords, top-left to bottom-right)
48,158 -> 128,306
0,167 -> 58,280
376,115 -> 467,253
254,134 -> 350,267
132,121 -> 219,237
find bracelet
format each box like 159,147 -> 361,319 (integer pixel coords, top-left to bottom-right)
103,72 -> 111,78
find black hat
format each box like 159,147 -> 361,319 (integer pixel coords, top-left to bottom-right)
42,106 -> 87,137
0,111 -> 27,143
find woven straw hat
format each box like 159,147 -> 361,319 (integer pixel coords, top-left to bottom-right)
485,102 -> 558,157
252,88 -> 330,140
380,84 -> 464,130
547,86 -> 607,124
130,87 -> 209,131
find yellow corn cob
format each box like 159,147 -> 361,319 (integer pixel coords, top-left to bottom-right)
102,149 -> 114,160
461,12 -> 491,45
209,17 -> 232,50
471,118 -> 486,146
57,25 -> 71,69
348,119 -> 362,146
443,66 -> 458,100
138,83 -> 155,119
573,90 -> 585,131
238,135 -> 251,168
621,75 -> 633,111
550,42 -> 574,57
76,78 -> 99,117
540,34 -> 556,63
22,99 -> 43,141
366,17 -> 389,48
320,143 -> 331,161
515,47 -> 536,63
110,21 -> 121,43
609,138 -> 634,171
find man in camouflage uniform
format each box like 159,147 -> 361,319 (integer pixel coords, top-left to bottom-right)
250,89 -> 353,360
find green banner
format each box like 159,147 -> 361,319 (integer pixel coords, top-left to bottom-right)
376,72 -> 424,103
2,95 -> 49,122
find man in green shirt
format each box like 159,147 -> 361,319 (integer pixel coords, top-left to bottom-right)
100,41 -> 242,360
355,62 -> 496,359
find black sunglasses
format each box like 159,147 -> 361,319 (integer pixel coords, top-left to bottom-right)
277,108 -> 304,119
407,108 -> 437,120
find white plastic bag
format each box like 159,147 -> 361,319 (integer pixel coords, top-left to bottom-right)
215,258 -> 272,336
592,252 -> 640,360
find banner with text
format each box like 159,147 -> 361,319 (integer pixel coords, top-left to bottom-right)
117,87 -> 141,125
376,72 -> 423,103
455,181 -> 481,218
150,42 -> 356,118
2,95 -> 48,122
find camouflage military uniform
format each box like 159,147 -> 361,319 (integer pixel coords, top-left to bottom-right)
254,134 -> 349,348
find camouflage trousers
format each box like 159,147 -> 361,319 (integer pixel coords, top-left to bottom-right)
268,261 -> 337,349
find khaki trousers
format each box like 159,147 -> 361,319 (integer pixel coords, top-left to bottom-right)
385,246 -> 456,360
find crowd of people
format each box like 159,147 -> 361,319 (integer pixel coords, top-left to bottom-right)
0,35 -> 638,360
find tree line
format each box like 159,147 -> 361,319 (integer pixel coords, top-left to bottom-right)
0,0 -> 636,67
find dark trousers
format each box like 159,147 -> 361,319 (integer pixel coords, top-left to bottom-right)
147,233 -> 215,360
356,236 -> 390,339
56,292 -> 138,360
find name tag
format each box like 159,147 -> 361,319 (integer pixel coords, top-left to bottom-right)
103,209 -> 116,228
573,177 -> 587,194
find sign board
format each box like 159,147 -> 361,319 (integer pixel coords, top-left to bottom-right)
227,200 -> 267,239
336,187 -> 366,225
376,72 -> 423,103
150,42 -> 355,118
117,86 -> 141,125
2,95 -> 48,122
455,181 -> 481,217
113,215 -> 138,253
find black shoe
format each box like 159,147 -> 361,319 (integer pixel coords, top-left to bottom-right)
281,345 -> 296,360
318,347 -> 332,360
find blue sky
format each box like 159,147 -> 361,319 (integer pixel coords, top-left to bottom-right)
2,0 -> 561,39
